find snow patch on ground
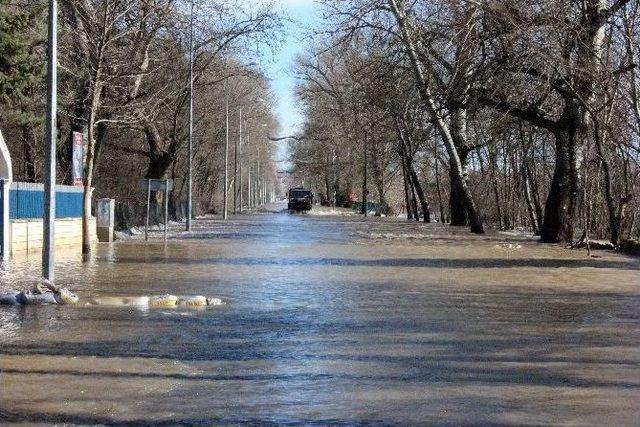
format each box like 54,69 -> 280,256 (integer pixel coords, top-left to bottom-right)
362,232 -> 439,240
308,207 -> 360,216
498,228 -> 538,240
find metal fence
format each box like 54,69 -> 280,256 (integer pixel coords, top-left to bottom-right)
113,200 -> 189,231
8,182 -> 84,219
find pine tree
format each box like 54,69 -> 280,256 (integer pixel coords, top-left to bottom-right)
0,0 -> 45,104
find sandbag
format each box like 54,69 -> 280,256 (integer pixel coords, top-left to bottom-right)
206,297 -> 223,306
86,296 -> 150,307
149,294 -> 178,307
8,288 -> 79,306
17,290 -> 59,305
0,291 -> 20,305
56,288 -> 79,304
176,296 -> 208,307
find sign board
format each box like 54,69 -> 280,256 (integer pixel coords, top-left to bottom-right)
72,132 -> 84,186
139,179 -> 173,192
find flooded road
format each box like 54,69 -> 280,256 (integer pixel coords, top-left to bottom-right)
1,204 -> 639,425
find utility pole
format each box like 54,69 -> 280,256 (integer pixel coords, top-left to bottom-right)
256,146 -> 261,207
42,0 -> 57,282
239,111 -> 243,213
234,107 -> 240,214
186,0 -> 194,231
247,166 -> 252,209
223,82 -> 229,220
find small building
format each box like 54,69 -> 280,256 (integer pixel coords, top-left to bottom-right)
0,130 -> 96,258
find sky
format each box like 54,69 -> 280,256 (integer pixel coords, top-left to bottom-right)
263,0 -> 322,166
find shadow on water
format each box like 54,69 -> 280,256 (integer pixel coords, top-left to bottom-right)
1,357 -> 639,389
0,408 -> 406,427
0,407 -> 541,427
110,255 -> 640,270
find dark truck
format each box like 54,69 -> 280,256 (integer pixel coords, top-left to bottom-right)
288,188 -> 313,212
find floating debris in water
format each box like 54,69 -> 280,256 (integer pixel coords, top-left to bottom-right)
0,287 -> 79,306
85,294 -> 224,309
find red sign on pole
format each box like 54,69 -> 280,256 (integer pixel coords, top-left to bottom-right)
72,131 -> 83,186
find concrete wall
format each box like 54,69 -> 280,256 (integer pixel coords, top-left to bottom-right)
10,217 -> 97,256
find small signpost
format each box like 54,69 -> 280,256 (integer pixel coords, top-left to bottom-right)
72,131 -> 84,186
139,179 -> 173,241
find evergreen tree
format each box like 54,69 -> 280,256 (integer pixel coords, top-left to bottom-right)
0,0 -> 44,104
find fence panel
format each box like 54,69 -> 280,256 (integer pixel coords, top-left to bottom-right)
9,182 -> 84,219
112,200 -> 188,231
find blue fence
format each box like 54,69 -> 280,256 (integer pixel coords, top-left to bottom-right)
8,182 -> 84,219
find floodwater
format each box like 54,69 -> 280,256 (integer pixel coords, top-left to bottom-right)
1,203 -> 639,425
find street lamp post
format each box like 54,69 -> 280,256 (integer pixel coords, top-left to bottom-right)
42,0 -> 57,282
234,107 -> 241,214
239,110 -> 243,213
247,166 -> 252,209
223,82 -> 229,220
186,0 -> 194,231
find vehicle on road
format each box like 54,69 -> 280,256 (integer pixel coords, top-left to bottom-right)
288,187 -> 313,212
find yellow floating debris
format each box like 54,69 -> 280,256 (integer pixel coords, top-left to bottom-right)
149,294 -> 179,307
176,296 -> 208,307
86,296 -> 150,307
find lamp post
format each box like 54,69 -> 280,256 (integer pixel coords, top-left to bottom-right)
234,107 -> 241,214
223,82 -> 229,220
42,0 -> 57,282
247,165 -> 252,209
186,0 -> 194,231
239,109 -> 243,213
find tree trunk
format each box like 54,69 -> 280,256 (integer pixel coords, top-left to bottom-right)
540,127 -> 581,243
434,138 -> 446,223
408,172 -> 419,221
93,120 -> 108,169
324,174 -> 331,207
82,90 -> 101,256
522,163 -> 540,235
361,135 -> 368,216
491,153 -> 504,230
449,149 -> 468,226
371,141 -> 390,216
402,156 -> 412,220
21,125 -> 36,181
409,166 -> 430,222
593,119 -> 633,246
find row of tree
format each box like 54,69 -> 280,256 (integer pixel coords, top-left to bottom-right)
0,0 -> 282,253
291,0 -> 640,246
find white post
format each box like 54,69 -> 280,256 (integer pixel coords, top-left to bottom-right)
42,0 -> 57,282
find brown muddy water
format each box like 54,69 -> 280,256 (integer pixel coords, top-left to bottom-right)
0,204 -> 639,425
